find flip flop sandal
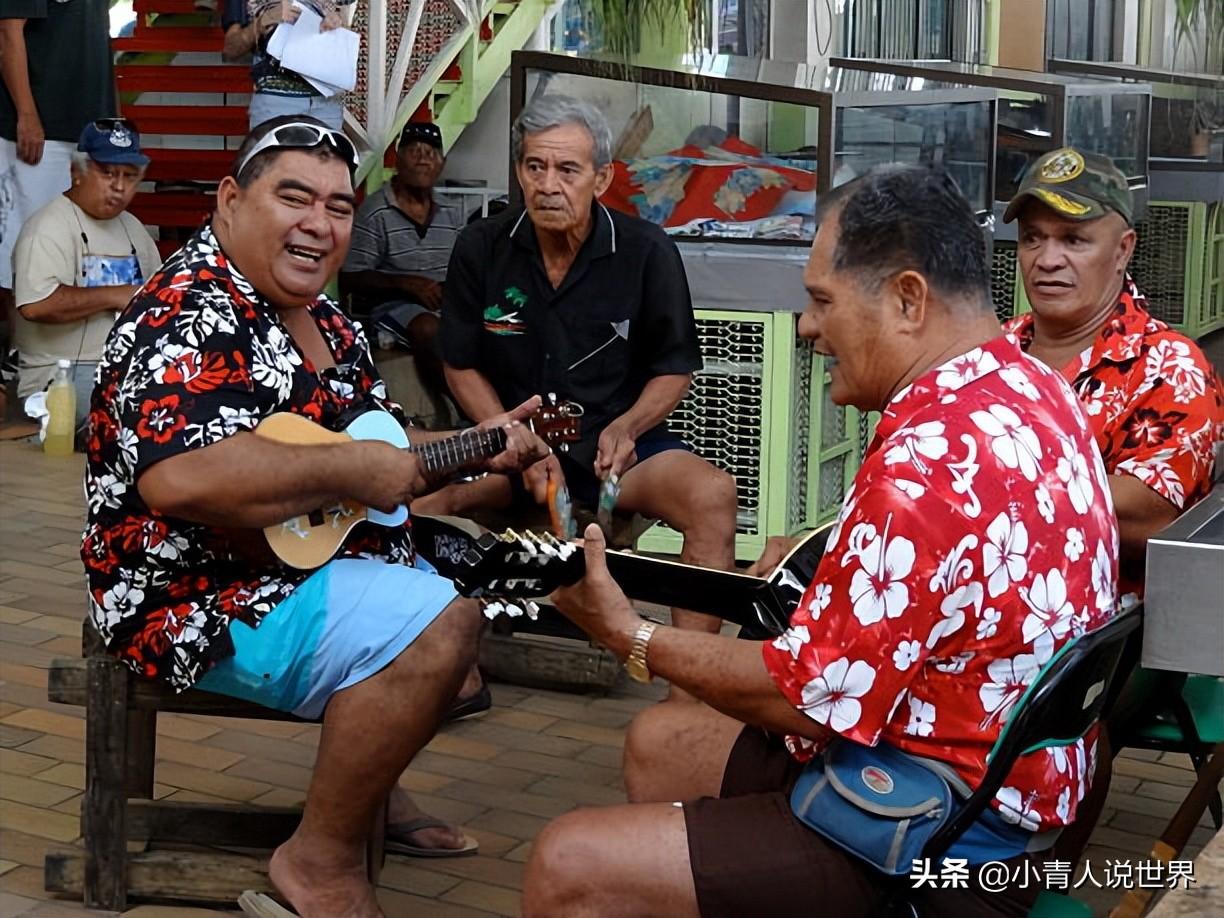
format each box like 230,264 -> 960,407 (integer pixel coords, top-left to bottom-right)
238,890 -> 299,917
385,816 -> 480,858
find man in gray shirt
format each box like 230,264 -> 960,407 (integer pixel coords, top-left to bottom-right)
341,122 -> 465,403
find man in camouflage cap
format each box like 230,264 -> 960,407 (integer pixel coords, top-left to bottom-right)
1003,146 -> 1134,226
1003,146 -> 1224,860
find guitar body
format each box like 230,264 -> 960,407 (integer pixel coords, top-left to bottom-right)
257,411 -> 413,570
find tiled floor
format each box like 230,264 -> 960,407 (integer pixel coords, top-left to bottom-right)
0,436 -> 1219,917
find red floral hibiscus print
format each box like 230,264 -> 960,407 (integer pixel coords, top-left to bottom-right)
1121,407 -> 1183,450
137,395 -> 187,444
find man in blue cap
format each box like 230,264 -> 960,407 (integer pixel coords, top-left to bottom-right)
11,117 -> 161,436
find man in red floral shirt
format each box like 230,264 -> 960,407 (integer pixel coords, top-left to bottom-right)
520,166 -> 1120,917
1004,147 -> 1223,604
1002,147 -> 1224,863
83,116 -> 549,917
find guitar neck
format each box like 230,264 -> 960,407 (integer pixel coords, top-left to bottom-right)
412,428 -> 507,477
601,553 -> 773,634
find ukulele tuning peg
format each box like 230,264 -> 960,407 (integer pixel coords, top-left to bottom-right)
525,600 -> 540,620
504,602 -> 524,618
481,600 -> 505,620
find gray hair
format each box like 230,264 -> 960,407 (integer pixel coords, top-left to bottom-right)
511,94 -> 612,168
70,151 -> 92,176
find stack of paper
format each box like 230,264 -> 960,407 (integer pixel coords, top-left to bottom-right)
267,3 -> 360,98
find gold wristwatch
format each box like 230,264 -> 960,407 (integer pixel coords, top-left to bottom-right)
624,620 -> 658,683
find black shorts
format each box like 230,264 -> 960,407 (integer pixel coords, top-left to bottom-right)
516,425 -> 690,508
681,727 -> 1043,918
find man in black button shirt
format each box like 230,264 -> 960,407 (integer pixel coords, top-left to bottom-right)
435,93 -> 737,646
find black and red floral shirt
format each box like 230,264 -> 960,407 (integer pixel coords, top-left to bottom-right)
82,224 -> 413,690
1006,277 -> 1224,601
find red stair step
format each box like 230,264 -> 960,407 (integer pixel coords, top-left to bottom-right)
133,0 -> 214,12
114,28 -> 225,53
144,148 -> 234,182
117,64 -> 251,94
131,190 -> 215,229
124,104 -> 249,135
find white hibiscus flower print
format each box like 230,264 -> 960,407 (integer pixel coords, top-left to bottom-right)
101,580 -> 146,629
884,421 -> 949,475
1117,452 -> 1186,508
935,347 -> 1001,391
1034,483 -> 1055,524
905,696 -> 937,737
893,639 -> 921,671
846,516 -> 916,626
926,533 -> 980,648
983,512 -> 1029,598
998,365 -> 1040,400
1055,437 -> 1095,515
996,787 -> 1042,831
931,651 -> 975,674
87,472 -> 127,514
1090,538 -> 1117,614
772,625 -> 810,659
970,404 -> 1044,481
1145,339 -> 1208,403
1056,787 -> 1071,824
1020,569 -> 1075,644
979,648 -> 1042,728
1064,527 -> 1085,562
976,607 -> 1001,640
892,479 -> 926,500
219,405 -> 261,435
799,657 -> 877,732
806,583 -> 832,619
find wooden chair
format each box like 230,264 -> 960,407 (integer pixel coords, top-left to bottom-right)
43,624 -> 386,911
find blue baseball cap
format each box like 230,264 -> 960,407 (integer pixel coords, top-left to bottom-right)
78,118 -> 150,167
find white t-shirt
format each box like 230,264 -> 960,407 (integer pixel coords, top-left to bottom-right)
13,193 -> 162,396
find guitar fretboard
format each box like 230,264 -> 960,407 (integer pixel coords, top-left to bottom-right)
412,428 -> 508,476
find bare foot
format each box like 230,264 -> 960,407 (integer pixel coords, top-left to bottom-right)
269,837 -> 383,918
387,785 -> 470,851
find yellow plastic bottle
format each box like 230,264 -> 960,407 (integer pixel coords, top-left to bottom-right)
44,360 -> 77,456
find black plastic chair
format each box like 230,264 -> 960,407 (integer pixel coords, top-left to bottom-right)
900,610 -> 1142,918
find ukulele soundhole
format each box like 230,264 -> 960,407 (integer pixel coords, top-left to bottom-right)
308,510 -> 325,527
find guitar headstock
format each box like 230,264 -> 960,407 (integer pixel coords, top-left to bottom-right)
532,394 -> 583,450
451,529 -> 585,620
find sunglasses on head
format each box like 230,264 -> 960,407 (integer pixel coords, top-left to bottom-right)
234,122 -> 360,180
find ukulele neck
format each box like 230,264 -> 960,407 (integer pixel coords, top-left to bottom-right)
411,428 -> 508,477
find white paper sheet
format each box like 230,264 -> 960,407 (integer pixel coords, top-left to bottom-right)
277,5 -> 360,93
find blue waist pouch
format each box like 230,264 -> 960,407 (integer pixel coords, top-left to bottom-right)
789,740 -> 968,876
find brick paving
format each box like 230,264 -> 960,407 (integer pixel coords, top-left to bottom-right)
0,436 -> 1219,917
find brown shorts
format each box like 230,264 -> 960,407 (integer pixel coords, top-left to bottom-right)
682,727 -> 1043,918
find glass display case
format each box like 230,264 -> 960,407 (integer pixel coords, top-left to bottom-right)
833,58 -> 1153,214
509,51 -> 998,246
1049,59 -> 1222,203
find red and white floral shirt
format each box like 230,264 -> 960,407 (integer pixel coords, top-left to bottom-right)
763,334 -> 1120,831
1006,277 -> 1224,600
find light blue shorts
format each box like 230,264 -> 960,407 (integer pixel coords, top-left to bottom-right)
195,557 -> 458,720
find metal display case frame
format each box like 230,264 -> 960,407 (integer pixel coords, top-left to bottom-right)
1048,58 -> 1222,203
833,57 -> 1153,222
509,50 -> 1000,230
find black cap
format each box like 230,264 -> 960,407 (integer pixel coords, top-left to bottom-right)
398,122 -> 443,151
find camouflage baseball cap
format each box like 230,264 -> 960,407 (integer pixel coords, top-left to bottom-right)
1003,147 -> 1133,225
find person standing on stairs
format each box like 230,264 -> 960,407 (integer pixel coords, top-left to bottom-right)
221,0 -> 353,130
0,0 -> 117,350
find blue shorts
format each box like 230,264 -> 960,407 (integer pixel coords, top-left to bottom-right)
195,557 -> 458,720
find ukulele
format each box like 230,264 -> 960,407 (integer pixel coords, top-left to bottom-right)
413,515 -> 833,640
258,399 -> 582,569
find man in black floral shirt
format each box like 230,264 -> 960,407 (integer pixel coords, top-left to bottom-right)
82,116 -> 548,917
